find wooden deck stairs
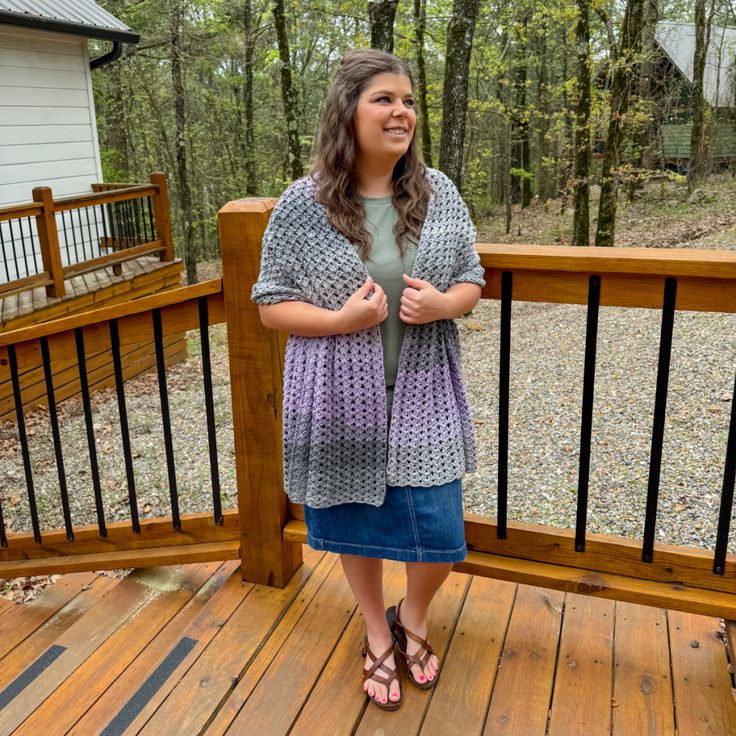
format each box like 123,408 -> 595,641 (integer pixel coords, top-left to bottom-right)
1,549 -> 736,735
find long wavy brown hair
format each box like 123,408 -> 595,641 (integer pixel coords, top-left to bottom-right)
310,49 -> 432,259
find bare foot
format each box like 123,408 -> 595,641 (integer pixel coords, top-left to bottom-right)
397,601 -> 439,684
363,631 -> 401,706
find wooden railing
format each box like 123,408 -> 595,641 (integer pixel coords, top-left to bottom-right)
0,172 -> 175,300
2,196 -> 736,631
217,199 -> 736,619
0,280 -> 235,576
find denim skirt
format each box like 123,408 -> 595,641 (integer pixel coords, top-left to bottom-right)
303,477 -> 467,563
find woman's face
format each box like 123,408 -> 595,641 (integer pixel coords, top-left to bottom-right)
353,73 -> 416,167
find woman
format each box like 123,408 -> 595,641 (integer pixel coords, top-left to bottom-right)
251,48 -> 484,711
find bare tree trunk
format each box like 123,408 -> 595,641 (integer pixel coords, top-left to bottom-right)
272,0 -> 303,180
439,0 -> 480,189
572,0 -> 592,245
638,0 -> 658,170
536,28 -> 552,202
413,0 -> 433,166
511,31 -> 531,208
243,0 -> 258,195
170,0 -> 197,284
594,0 -> 644,247
368,0 -> 398,52
688,0 -> 712,190
560,26 -> 574,202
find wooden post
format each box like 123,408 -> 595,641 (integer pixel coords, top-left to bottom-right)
32,187 -> 65,298
150,172 -> 175,262
218,197 -> 302,587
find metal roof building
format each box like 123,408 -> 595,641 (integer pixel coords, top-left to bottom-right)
656,21 -> 736,108
0,0 -> 139,43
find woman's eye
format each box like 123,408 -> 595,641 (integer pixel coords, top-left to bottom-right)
404,99 -> 415,107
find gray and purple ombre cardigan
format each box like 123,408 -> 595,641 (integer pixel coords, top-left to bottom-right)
251,168 -> 486,509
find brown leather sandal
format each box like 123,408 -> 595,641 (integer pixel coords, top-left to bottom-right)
361,637 -> 402,710
386,598 -> 439,690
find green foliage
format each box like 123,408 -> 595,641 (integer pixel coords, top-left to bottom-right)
90,0 -> 726,262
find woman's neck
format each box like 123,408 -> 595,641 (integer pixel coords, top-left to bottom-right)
355,158 -> 395,198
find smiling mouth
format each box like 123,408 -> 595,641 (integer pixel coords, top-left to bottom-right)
384,128 -> 408,136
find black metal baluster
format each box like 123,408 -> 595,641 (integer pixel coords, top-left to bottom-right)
642,277 -> 677,563
498,271 -> 512,540
76,208 -> 86,262
68,210 -> 81,264
0,495 -> 6,548
74,328 -> 107,537
0,224 -> 10,282
84,206 -> 94,260
7,219 -> 21,279
152,308 -> 181,530
17,215 -> 31,277
198,297 -> 223,524
108,202 -> 116,249
109,319 -> 140,533
123,199 -> 133,248
27,216 -> 39,273
713,371 -> 736,574
141,197 -> 150,242
147,197 -> 155,242
60,211 -> 73,265
40,337 -> 74,541
133,198 -> 143,242
92,204 -> 102,258
7,345 -> 41,542
575,275 -> 601,552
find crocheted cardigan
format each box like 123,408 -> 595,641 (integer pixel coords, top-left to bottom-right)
251,168 -> 486,508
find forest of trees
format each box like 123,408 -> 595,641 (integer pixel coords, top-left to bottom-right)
92,0 -> 736,280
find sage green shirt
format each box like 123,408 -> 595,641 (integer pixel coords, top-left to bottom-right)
360,195 -> 418,419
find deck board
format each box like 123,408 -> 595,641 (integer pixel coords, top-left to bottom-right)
0,256 -> 182,333
1,549 -> 736,735
547,594 -> 615,736
484,585 -> 564,735
612,601 -> 675,736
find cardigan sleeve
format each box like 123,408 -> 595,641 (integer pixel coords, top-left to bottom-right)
447,183 -> 486,289
251,190 -> 311,305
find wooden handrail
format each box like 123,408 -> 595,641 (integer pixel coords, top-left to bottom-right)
0,202 -> 43,220
0,174 -> 176,300
477,243 -> 736,279
53,185 -> 158,212
479,244 -> 736,313
0,278 -> 222,348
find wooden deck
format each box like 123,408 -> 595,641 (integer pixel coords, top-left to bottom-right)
1,548 -> 735,735
0,256 -> 183,331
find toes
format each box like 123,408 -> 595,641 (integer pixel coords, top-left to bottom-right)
376,685 -> 387,704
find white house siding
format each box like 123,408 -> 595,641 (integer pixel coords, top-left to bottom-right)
0,25 -> 105,282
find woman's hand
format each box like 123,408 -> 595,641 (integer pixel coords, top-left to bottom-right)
400,275 -> 482,324
337,277 -> 389,332
399,275 -> 449,324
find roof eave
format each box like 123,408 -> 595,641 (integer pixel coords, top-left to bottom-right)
0,10 -> 139,44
